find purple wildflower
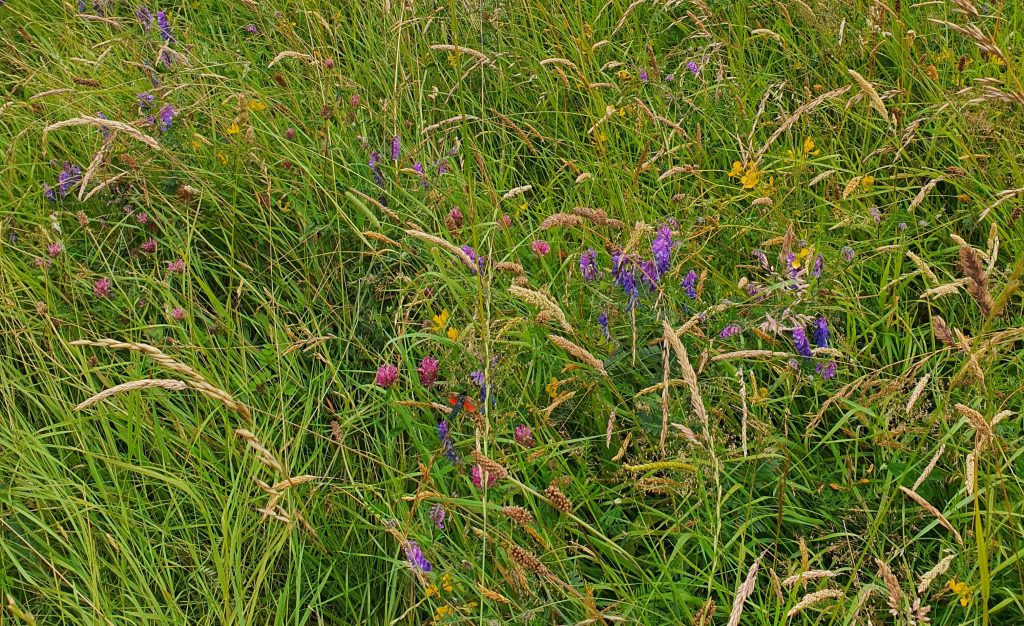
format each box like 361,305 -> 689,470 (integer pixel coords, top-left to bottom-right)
793,327 -> 812,359
437,421 -> 458,464
817,360 -> 837,379
472,464 -> 497,489
681,269 -> 698,299
579,248 -> 600,281
135,6 -> 152,30
687,61 -> 699,75
598,311 -> 612,344
156,10 -> 173,42
167,258 -> 185,273
750,249 -> 770,271
369,150 -> 384,186
898,222 -> 908,231
812,317 -> 829,348
788,359 -> 800,370
34,257 -> 52,270
447,207 -> 463,229
469,370 -> 485,386
461,245 -> 484,273
531,240 -> 550,257
869,206 -> 882,224
841,246 -> 855,262
136,212 -> 149,225
429,504 -> 446,530
375,363 -> 399,388
170,307 -> 186,321
612,252 -> 639,307
652,226 -> 672,275
436,159 -> 448,175
137,91 -> 154,111
404,541 -> 432,573
140,239 -> 157,253
390,136 -> 400,160
639,259 -> 659,290
42,182 -> 55,201
156,105 -> 175,132
245,23 -> 258,34
640,69 -> 649,82
96,113 -> 111,138
665,73 -> 675,82
157,47 -> 173,68
47,242 -> 63,258
718,324 -> 741,339
514,423 -> 535,447
811,254 -> 824,279
57,162 -> 82,197
93,277 -> 112,299
417,356 -> 438,388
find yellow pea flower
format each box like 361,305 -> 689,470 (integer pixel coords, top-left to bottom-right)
431,309 -> 449,333
248,101 -> 266,112
803,137 -> 820,156
434,605 -> 452,619
216,151 -> 227,164
226,122 -> 240,135
861,175 -> 875,189
728,161 -> 745,178
948,579 -> 972,606
446,327 -> 460,341
424,583 -> 439,598
441,573 -> 453,593
545,377 -> 559,399
739,163 -> 761,189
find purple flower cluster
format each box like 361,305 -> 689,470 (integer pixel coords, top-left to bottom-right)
93,277 -> 112,299
811,254 -> 824,279
718,324 -> 741,339
514,423 -> 534,447
57,162 -> 82,198
681,269 -> 698,299
793,327 -> 812,359
687,61 -> 699,75
156,10 -> 173,42
137,91 -> 155,111
369,151 -> 384,187
652,226 -> 672,275
429,504 -> 446,530
639,259 -> 659,291
437,421 -> 458,464
157,104 -> 175,132
598,311 -> 612,344
580,248 -> 600,281
135,6 -> 153,30
390,136 -> 400,161
812,317 -> 829,348
612,252 -> 639,308
404,540 -> 432,572
417,356 -> 438,388
461,245 -> 484,274
841,246 -> 855,262
817,361 -> 837,379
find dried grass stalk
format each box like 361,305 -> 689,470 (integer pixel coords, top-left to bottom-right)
234,428 -> 285,474
958,246 -> 994,315
422,114 -> 479,135
431,44 -> 493,65
754,85 -> 851,161
782,570 -> 839,586
572,207 -> 624,229
476,583 -> 510,604
909,178 -> 941,211
611,0 -> 646,35
912,442 -> 943,491
547,334 -> 607,376
75,378 -> 189,411
405,229 -> 476,270
44,116 -> 162,151
726,553 -> 763,626
875,558 -> 902,606
905,374 -> 930,415
965,451 -> 976,496
495,261 -> 524,275
501,185 -> 532,200
539,213 -> 584,230
921,278 -> 969,300
267,50 -> 317,67
906,251 -> 939,285
786,589 -> 843,618
917,554 -> 955,595
510,286 -> 573,333
932,316 -> 955,347
662,320 -> 709,438
898,486 -> 964,545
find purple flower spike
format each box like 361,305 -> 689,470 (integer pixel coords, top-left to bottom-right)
404,540 -> 432,572
429,504 -> 446,530
136,6 -> 153,30
652,226 -> 672,275
598,311 -> 612,344
156,10 -> 173,42
718,324 -> 741,339
817,360 -> 837,379
841,246 -> 855,262
681,269 -> 698,299
793,327 -> 812,359
390,136 -> 400,160
157,104 -> 175,132
812,317 -> 829,348
437,421 -> 458,464
579,248 -> 600,282
687,61 -> 699,75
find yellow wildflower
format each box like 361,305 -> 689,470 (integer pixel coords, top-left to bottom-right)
216,151 -> 227,164
446,327 -> 460,341
431,310 -> 450,333
739,163 -> 761,189
434,605 -> 452,619
441,573 -> 453,593
191,140 -> 202,150
248,101 -> 266,112
617,69 -> 630,80
803,137 -> 820,156
948,579 -> 972,607
226,122 -> 240,135
545,377 -> 559,399
861,175 -> 875,189
424,583 -> 439,598
728,161 -> 745,178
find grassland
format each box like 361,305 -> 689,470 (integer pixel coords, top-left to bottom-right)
2,0 -> 1024,624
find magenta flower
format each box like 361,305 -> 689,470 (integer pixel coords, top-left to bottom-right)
417,356 -> 439,388
447,207 -> 463,229
47,242 -> 63,258
93,277 -> 112,299
349,93 -> 359,108
501,213 -> 511,228
136,212 -> 149,225
687,61 -> 699,75
156,105 -> 175,133
390,136 -> 400,161
170,307 -> 186,320
472,464 -> 497,489
514,423 -> 534,447
167,258 -> 185,273
530,240 -> 550,257
375,363 -> 399,388
140,239 -> 157,254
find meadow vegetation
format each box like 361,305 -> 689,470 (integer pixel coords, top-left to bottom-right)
2,0 -> 1024,623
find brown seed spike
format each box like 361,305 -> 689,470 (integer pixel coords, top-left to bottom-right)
932,315 -> 955,347
958,246 -> 994,315
501,506 -> 535,527
471,450 -> 508,481
508,543 -> 550,578
544,483 -> 573,513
